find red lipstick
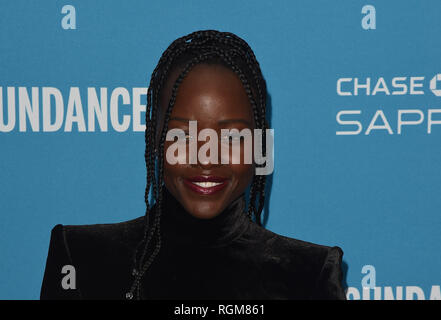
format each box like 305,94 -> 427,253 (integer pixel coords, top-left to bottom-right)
183,176 -> 228,195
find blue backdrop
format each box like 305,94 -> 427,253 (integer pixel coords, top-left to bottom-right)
1,0 -> 440,299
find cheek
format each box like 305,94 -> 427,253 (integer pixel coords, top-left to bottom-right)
163,163 -> 174,192
231,163 -> 254,190
163,142 -> 184,190
164,162 -> 183,183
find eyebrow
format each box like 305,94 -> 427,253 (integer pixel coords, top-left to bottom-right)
218,119 -> 253,127
169,117 -> 252,127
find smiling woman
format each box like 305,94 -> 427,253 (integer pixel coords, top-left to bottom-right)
162,63 -> 257,220
40,30 -> 346,300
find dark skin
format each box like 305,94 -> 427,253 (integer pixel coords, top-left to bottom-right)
159,63 -> 256,219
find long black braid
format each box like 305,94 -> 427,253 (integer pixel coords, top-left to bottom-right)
126,30 -> 269,300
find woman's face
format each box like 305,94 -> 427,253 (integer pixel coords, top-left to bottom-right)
160,63 -> 255,219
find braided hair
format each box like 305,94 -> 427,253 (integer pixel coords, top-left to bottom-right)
126,30 -> 269,300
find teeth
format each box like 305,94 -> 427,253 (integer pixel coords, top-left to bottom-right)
192,181 -> 223,188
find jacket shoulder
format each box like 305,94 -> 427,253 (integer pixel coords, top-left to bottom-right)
244,222 -> 339,258
41,216 -> 145,300
241,223 -> 346,299
62,215 -> 145,250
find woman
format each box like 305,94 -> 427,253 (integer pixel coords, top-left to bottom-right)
40,30 -> 346,300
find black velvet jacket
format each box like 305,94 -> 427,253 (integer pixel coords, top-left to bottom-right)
40,189 -> 346,300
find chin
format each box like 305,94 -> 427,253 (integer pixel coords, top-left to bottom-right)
184,200 -> 225,220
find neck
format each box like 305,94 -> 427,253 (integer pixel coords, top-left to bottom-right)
159,187 -> 249,247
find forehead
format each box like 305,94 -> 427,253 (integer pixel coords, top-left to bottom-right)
162,63 -> 254,125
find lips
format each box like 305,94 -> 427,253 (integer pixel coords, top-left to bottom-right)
183,176 -> 228,195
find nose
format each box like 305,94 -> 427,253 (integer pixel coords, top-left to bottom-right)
189,131 -> 222,169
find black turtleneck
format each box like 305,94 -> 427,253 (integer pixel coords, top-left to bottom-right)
40,189 -> 346,300
159,188 -> 248,248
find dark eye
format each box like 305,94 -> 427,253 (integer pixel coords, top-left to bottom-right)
173,132 -> 193,142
